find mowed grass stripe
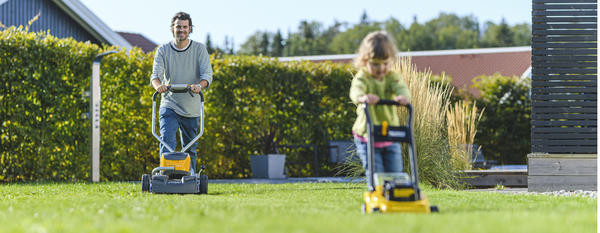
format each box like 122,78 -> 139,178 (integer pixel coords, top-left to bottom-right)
0,182 -> 596,233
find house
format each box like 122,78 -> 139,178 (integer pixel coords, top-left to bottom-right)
278,46 -> 532,96
0,0 -> 131,49
117,31 -> 157,53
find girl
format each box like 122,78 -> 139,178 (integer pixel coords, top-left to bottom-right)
349,31 -> 411,174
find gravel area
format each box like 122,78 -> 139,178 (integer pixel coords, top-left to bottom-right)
472,188 -> 597,198
534,190 -> 597,198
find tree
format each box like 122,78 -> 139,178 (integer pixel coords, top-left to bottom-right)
260,32 -> 269,56
405,16 -> 434,51
423,13 -> 479,50
481,18 -> 514,47
271,30 -> 284,57
286,21 -> 324,55
224,36 -> 235,55
384,17 -> 407,51
359,9 -> 369,25
205,33 -> 214,54
239,31 -> 263,55
511,23 -> 531,46
239,12 -> 530,56
329,22 -> 381,54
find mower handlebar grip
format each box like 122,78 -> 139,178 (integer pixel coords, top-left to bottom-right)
152,85 -> 204,102
375,100 -> 412,111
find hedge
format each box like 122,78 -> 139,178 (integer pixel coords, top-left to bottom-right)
0,27 -> 355,181
471,73 -> 531,164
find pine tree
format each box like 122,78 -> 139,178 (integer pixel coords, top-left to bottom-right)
360,10 -> 369,25
205,34 -> 214,54
271,30 -> 284,57
260,32 -> 269,56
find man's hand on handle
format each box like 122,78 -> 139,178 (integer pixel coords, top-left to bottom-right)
191,80 -> 208,94
152,78 -> 168,93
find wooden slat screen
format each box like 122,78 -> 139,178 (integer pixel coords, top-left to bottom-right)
531,0 -> 597,154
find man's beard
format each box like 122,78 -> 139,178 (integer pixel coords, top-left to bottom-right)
174,32 -> 188,41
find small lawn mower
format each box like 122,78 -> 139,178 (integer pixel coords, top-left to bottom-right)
141,84 -> 208,194
361,100 -> 438,213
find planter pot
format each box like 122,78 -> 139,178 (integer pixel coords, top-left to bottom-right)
250,154 -> 286,179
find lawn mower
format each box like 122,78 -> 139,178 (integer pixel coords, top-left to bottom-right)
141,84 -> 208,194
361,100 -> 438,213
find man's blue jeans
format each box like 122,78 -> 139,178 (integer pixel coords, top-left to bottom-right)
159,107 -> 199,172
354,138 -> 403,173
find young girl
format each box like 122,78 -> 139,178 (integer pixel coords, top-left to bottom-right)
349,31 -> 411,175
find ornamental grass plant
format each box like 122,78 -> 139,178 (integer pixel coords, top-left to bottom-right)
394,57 -> 460,188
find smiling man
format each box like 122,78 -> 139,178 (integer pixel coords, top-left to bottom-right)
150,12 -> 213,172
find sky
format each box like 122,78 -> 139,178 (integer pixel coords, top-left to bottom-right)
79,0 -> 532,51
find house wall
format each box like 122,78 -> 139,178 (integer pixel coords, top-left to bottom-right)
0,0 -> 100,44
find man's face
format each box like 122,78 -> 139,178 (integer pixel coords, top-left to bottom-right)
172,19 -> 191,42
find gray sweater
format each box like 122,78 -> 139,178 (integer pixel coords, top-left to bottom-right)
150,40 -> 213,117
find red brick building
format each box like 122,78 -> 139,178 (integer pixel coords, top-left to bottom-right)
278,46 -> 532,96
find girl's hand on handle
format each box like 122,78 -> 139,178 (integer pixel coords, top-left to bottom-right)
394,96 -> 410,106
358,94 -> 380,104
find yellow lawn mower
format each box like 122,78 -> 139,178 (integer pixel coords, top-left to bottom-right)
361,101 -> 438,213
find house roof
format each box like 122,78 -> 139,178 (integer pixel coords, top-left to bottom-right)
278,46 -> 532,96
117,31 -> 157,53
51,0 -> 131,49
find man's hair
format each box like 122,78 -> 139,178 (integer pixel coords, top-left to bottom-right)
171,12 -> 193,33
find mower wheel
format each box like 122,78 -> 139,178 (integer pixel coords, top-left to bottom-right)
361,203 -> 366,214
199,174 -> 208,194
141,174 -> 150,192
430,206 -> 439,213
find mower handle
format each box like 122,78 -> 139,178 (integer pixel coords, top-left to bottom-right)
375,99 -> 408,107
364,101 -> 418,197
368,100 -> 413,119
151,84 -> 205,153
152,84 -> 205,102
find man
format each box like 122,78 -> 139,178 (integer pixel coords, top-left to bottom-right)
150,12 -> 212,172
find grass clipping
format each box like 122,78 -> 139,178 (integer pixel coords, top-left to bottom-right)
395,57 -> 483,189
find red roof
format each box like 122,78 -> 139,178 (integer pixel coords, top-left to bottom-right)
117,32 -> 157,53
279,47 -> 532,96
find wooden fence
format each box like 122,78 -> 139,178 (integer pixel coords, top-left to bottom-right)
529,0 -> 597,191
531,0 -> 597,154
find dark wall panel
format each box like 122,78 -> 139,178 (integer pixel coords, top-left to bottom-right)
531,0 -> 597,154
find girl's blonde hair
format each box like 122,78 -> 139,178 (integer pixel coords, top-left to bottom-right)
353,31 -> 398,68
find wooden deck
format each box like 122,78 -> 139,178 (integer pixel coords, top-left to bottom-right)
461,170 -> 528,188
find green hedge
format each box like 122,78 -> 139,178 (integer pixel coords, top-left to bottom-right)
0,27 -> 355,181
471,73 -> 531,164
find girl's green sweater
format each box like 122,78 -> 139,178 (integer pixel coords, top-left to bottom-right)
349,69 -> 411,138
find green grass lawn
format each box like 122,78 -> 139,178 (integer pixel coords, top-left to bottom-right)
0,182 -> 596,233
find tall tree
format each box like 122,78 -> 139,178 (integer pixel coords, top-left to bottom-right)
205,33 -> 214,54
224,36 -> 232,54
229,37 -> 235,54
239,31 -> 263,55
259,32 -> 270,56
271,30 -> 284,57
329,22 -> 381,54
359,9 -> 369,25
511,23 -> 531,46
482,18 -> 514,47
